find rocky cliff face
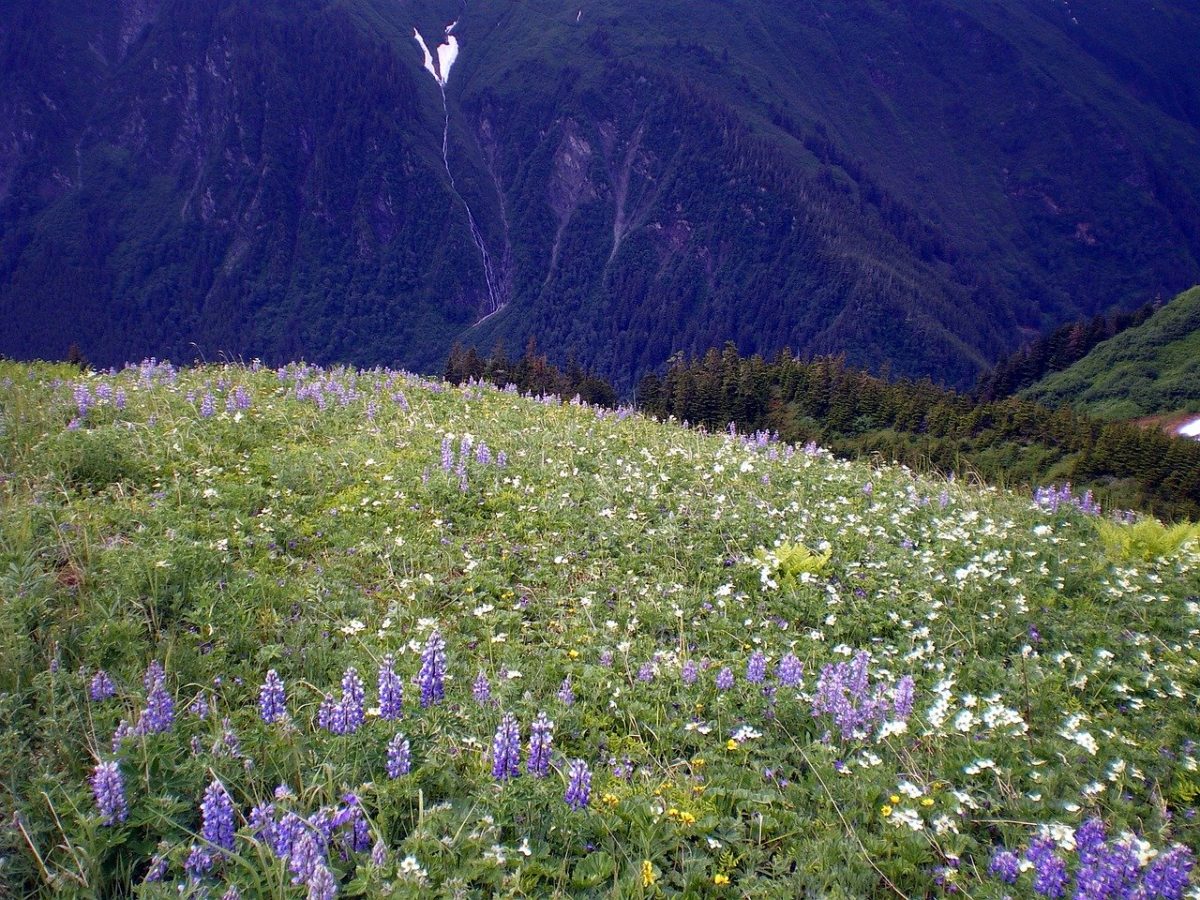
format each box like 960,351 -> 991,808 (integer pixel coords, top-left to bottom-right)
2,0 -> 1199,388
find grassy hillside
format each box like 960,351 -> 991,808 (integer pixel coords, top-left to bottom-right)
1022,286 -> 1200,420
1,360 -> 1199,896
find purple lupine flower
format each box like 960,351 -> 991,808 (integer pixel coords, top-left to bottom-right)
273,812 -> 305,858
417,631 -> 446,708
202,779 -> 236,851
1075,818 -> 1107,863
318,694 -> 339,732
557,676 -> 575,706
91,761 -> 128,825
637,661 -> 655,683
114,388 -> 127,410
340,668 -> 365,733
681,660 -> 698,685
893,675 -> 915,719
1076,839 -> 1140,899
233,386 -> 251,410
221,887 -> 242,900
371,839 -> 388,867
472,670 -> 491,705
89,670 -> 116,701
378,656 -> 403,721
307,863 -> 337,900
746,651 -> 767,683
143,853 -> 168,883
73,383 -> 93,416
1025,838 -> 1067,898
259,670 -> 287,724
200,392 -> 216,418
491,713 -> 521,781
475,442 -> 491,465
988,849 -> 1020,885
143,660 -> 165,691
386,733 -> 411,778
188,692 -> 210,719
112,719 -> 135,752
1142,846 -> 1195,899
185,845 -> 213,880
564,759 -> 591,810
776,654 -> 804,688
528,712 -> 553,778
249,802 -> 276,845
217,718 -> 242,759
289,831 -> 324,885
496,450 -> 507,467
140,682 -> 175,733
598,649 -> 613,667
715,667 -> 734,691
811,651 -> 892,740
440,436 -> 454,471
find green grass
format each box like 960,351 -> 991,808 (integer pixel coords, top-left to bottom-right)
1023,286 -> 1200,420
1,359 -> 1198,896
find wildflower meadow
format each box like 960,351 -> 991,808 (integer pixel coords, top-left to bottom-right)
1,359 -> 1198,897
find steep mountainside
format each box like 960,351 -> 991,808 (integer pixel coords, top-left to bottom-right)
1021,285 -> 1200,420
3,0 -> 1200,387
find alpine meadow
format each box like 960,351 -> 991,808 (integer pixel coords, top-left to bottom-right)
1,361 -> 1198,897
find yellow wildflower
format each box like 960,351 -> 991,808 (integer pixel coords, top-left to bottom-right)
641,860 -> 657,887
881,805 -> 893,817
714,873 -> 731,886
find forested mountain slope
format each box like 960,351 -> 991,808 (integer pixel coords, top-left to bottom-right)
1021,286 -> 1200,420
3,0 -> 1199,387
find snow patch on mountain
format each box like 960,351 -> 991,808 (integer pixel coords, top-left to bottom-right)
1177,416 -> 1200,439
412,21 -> 458,86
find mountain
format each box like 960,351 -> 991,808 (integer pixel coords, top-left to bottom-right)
3,0 -> 1200,388
1021,285 -> 1200,420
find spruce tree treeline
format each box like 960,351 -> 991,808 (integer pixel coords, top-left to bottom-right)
444,340 -> 617,408
637,344 -> 1200,521
976,301 -> 1160,400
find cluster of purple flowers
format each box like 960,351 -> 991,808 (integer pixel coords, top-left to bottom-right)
527,712 -> 554,778
248,790 -> 372,897
811,651 -> 911,740
386,733 -> 411,778
417,631 -> 447,708
91,761 -> 127,825
259,670 -> 287,724
201,779 -> 236,852
318,668 -> 365,735
564,759 -> 592,810
776,654 -> 804,688
138,662 -> 175,734
491,713 -> 522,780
745,651 -> 767,683
89,669 -> 116,701
989,821 -> 1195,899
377,656 -> 403,720
439,434 -> 507,492
557,676 -> 575,705
1034,482 -> 1102,516
473,670 -> 492,705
